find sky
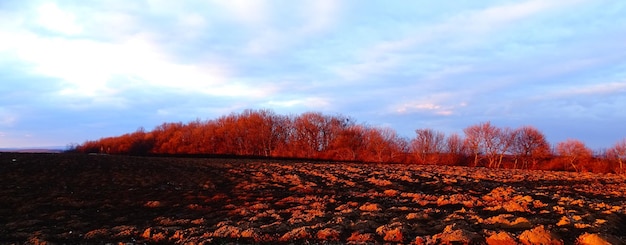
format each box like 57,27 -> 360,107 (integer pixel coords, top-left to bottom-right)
1,0 -> 626,150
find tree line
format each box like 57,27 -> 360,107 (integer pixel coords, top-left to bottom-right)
71,109 -> 626,174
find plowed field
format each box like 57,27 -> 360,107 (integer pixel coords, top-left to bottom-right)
1,153 -> 625,244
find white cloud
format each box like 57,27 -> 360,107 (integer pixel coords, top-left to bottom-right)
334,0 -> 587,81
242,29 -> 284,55
4,28 -> 250,98
14,36 -> 118,95
395,101 -> 467,116
333,56 -> 405,82
82,10 -> 141,41
177,13 -> 208,39
397,103 -> 452,116
35,2 -> 82,35
541,82 -> 626,99
448,0 -> 587,40
1,1 -> 292,112
534,57 -> 606,79
264,97 -> 332,110
234,1 -> 341,55
298,0 -> 340,35
393,90 -> 471,117
463,0 -> 563,32
1,31 -> 291,118
211,0 -> 269,28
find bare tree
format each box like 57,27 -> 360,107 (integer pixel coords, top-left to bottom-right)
412,128 -> 445,164
463,122 -> 501,168
364,127 -> 405,163
556,139 -> 592,172
463,124 -> 482,167
511,126 -> 550,169
443,133 -> 465,165
608,139 -> 626,174
495,127 -> 515,168
330,125 -> 366,161
446,133 -> 464,154
292,112 -> 327,158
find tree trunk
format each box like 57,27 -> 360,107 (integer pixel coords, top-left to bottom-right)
569,157 -> 579,172
473,154 -> 478,167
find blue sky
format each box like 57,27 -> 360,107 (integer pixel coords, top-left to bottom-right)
1,0 -> 625,149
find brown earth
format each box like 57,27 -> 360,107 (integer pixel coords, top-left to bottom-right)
1,153 -> 625,244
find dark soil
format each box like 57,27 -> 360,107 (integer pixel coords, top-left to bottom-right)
1,153 -> 625,244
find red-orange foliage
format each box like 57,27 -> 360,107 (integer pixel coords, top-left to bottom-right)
463,122 -> 505,168
511,126 -> 550,170
327,125 -> 366,161
608,139 -> 626,174
442,133 -> 466,165
72,109 -> 625,173
412,129 -> 445,164
362,127 -> 408,163
555,139 -> 593,172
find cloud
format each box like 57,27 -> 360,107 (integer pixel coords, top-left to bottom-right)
1,0 -> 300,115
397,103 -> 450,115
0,0 -> 625,149
297,0 -> 341,35
534,82 -> 626,101
332,0 -> 587,82
211,0 -> 270,28
462,0 -> 575,32
243,2 -> 341,55
2,28 -> 246,102
35,2 -> 82,35
558,82 -> 626,97
481,80 -> 626,126
394,91 -> 469,117
264,97 -> 332,110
